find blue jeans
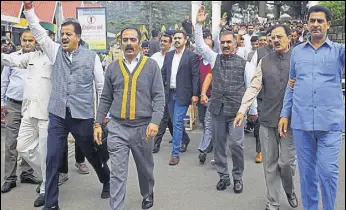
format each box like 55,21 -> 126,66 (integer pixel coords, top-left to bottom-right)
168,92 -> 189,157
293,129 -> 342,210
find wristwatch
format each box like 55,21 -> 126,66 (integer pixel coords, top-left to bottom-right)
200,94 -> 207,97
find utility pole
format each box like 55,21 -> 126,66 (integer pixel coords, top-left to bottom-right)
56,1 -> 63,41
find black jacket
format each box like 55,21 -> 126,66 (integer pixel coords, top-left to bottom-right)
162,49 -> 200,106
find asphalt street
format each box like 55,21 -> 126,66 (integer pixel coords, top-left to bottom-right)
1,127 -> 345,210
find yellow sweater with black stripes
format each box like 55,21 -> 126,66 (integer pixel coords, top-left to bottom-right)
96,55 -> 165,127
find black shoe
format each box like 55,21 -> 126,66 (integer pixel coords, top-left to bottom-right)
216,179 -> 231,191
20,174 -> 41,184
180,143 -> 187,152
36,183 -> 41,194
142,193 -> 154,209
1,182 -> 16,193
233,180 -> 243,194
152,144 -> 160,153
198,152 -> 207,164
101,182 -> 110,199
41,206 -> 60,210
34,194 -> 45,207
286,192 -> 298,208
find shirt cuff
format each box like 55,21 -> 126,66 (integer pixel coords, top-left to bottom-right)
150,112 -> 163,127
280,110 -> 291,118
248,107 -> 258,115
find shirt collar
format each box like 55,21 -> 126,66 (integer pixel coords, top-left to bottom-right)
123,53 -> 141,64
303,36 -> 333,49
175,47 -> 185,55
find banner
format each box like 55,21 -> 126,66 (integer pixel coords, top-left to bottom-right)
76,7 -> 107,53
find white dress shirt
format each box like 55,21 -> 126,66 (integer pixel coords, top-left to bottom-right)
170,48 -> 185,89
122,53 -> 141,73
151,51 -> 165,69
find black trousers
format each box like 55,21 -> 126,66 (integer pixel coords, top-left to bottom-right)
59,142 -> 85,174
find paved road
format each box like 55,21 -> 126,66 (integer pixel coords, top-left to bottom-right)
1,127 -> 345,210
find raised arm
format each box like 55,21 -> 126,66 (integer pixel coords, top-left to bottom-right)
23,3 -> 60,64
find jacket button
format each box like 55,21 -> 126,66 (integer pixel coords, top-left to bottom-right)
280,79 -> 283,82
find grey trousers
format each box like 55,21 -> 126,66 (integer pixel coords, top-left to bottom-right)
4,99 -> 33,182
198,102 -> 212,152
260,125 -> 297,210
107,120 -> 154,210
212,106 -> 244,181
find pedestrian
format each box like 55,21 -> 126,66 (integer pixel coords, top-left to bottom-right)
23,2 -> 111,209
94,26 -> 165,210
279,5 -> 345,210
161,30 -> 200,165
234,24 -> 299,210
195,7 -> 257,193
1,29 -> 40,194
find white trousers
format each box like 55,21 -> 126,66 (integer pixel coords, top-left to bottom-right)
16,109 -> 48,194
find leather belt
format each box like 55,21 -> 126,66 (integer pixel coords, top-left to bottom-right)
8,98 -> 22,104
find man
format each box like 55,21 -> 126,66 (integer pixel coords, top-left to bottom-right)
258,32 -> 267,48
94,26 -> 165,210
141,41 -> 150,56
162,30 -> 199,165
149,29 -> 161,56
243,24 -> 257,52
234,24 -> 298,210
246,35 -> 259,62
197,38 -> 213,164
195,7 -> 257,193
279,5 -> 345,210
151,34 -> 186,153
23,2 -> 110,209
1,30 -> 40,194
182,15 -> 193,38
290,29 -> 302,47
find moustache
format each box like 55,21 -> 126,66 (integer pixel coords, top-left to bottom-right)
175,41 -> 180,45
125,45 -> 134,51
222,47 -> 230,51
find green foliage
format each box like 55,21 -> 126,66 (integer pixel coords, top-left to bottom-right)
320,1 -> 345,20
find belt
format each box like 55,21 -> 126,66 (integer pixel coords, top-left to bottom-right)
170,88 -> 176,93
8,97 -> 22,104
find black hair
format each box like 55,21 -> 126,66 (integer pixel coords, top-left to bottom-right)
20,29 -> 32,37
173,30 -> 187,39
61,20 -> 82,35
120,26 -> 141,41
152,29 -> 159,38
307,5 -> 332,22
291,29 -> 299,34
161,34 -> 172,43
270,24 -> 291,36
250,36 -> 258,42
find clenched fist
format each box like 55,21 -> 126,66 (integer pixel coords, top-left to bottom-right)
146,123 -> 158,140
93,123 -> 103,145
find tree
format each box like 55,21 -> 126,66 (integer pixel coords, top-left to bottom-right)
320,1 -> 345,20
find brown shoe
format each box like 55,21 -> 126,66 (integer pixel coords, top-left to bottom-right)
168,157 -> 180,166
255,152 -> 263,163
75,162 -> 90,174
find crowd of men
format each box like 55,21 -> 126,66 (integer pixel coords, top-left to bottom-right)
1,2 -> 344,210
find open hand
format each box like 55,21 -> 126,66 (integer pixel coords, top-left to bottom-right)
278,117 -> 288,137
93,123 -> 103,145
196,6 -> 208,24
234,113 -> 244,128
146,123 -> 158,140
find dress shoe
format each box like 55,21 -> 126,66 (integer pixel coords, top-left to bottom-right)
1,182 -> 16,193
233,180 -> 243,194
286,192 -> 298,208
255,152 -> 263,163
41,206 -> 60,210
142,193 -> 154,209
216,179 -> 231,191
152,144 -> 160,153
101,182 -> 110,199
20,174 -> 41,184
36,184 -> 41,193
168,156 -> 180,165
34,193 -> 45,207
180,143 -> 187,152
198,152 -> 206,164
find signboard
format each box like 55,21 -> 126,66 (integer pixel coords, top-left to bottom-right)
76,7 -> 107,53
